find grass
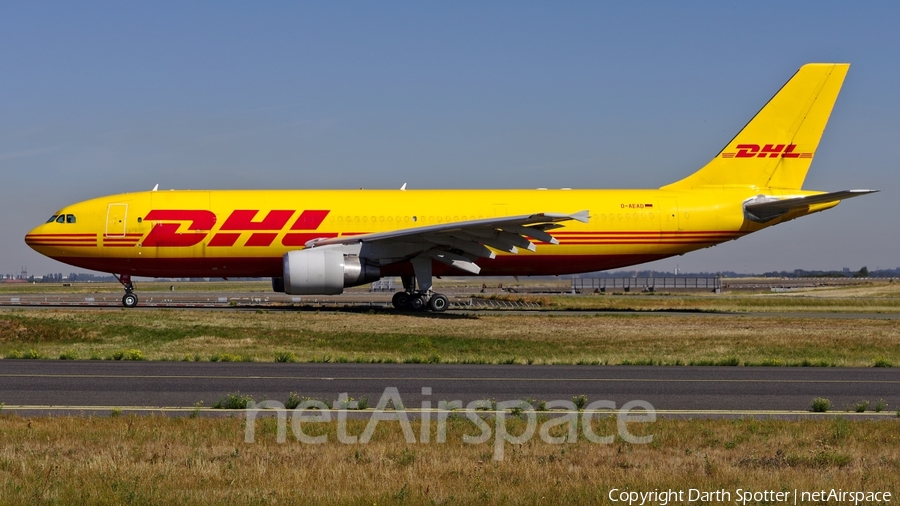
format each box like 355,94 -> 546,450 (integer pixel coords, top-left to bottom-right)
212,392 -> 254,409
0,414 -> 897,505
874,357 -> 894,367
541,294 -> 900,313
274,350 -> 298,363
4,348 -> 46,359
541,280 -> 900,313
572,394 -> 588,411
851,400 -> 870,413
812,397 -> 832,412
109,349 -> 146,361
1,308 -> 899,366
58,349 -> 77,360
208,353 -> 252,363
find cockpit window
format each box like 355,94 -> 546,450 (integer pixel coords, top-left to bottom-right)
47,213 -> 76,224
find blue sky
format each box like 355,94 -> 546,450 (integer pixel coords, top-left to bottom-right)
2,2 -> 898,276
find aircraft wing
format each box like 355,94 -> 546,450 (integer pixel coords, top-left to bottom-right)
305,210 -> 590,274
744,189 -> 877,221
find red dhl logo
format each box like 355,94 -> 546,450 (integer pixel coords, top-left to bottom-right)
721,144 -> 813,159
140,209 -> 336,248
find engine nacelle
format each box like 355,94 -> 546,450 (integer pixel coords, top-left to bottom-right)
282,248 -> 380,295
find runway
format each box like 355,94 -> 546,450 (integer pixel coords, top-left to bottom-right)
2,361 -> 897,416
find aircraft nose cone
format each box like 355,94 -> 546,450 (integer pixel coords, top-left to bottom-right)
24,223 -> 60,253
24,224 -> 45,251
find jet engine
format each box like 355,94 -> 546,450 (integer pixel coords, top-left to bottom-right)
282,248 -> 380,295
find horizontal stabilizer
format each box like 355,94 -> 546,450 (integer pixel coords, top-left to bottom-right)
744,189 -> 877,222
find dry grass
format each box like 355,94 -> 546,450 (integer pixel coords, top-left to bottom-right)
0,414 -> 897,505
541,291 -> 900,312
1,309 -> 898,366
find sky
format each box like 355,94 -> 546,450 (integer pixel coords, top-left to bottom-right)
1,2 -> 898,276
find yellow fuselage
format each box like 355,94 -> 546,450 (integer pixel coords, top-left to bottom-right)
24,187 -> 830,278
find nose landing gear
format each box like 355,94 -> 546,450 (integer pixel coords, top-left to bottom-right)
117,274 -> 139,308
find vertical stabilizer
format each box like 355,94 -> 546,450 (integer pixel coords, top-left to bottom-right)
662,63 -> 849,190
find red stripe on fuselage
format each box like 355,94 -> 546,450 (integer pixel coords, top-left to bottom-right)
27,239 -> 97,243
26,234 -> 97,237
26,243 -> 96,247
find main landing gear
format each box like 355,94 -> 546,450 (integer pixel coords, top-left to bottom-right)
117,274 -> 138,308
391,290 -> 449,312
390,256 -> 450,313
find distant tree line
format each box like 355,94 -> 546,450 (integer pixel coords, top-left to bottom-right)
759,266 -> 890,278
573,266 -> 897,279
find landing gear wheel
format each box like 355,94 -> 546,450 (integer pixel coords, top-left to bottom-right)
122,293 -> 138,308
409,294 -> 427,311
392,292 -> 411,310
116,274 -> 138,308
428,293 -> 449,312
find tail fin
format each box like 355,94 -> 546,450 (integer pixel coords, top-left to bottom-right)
663,63 -> 849,191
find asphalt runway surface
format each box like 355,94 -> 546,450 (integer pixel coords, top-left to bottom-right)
2,361 -> 898,416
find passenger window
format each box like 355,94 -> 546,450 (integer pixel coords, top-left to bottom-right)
66,214 -> 76,224
56,215 -> 66,223
46,215 -> 58,223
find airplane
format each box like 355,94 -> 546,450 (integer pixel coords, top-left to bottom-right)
25,63 -> 876,312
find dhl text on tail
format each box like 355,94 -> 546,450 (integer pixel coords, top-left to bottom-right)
26,63 -> 876,311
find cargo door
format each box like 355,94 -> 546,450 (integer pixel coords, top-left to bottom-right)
106,204 -> 128,237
